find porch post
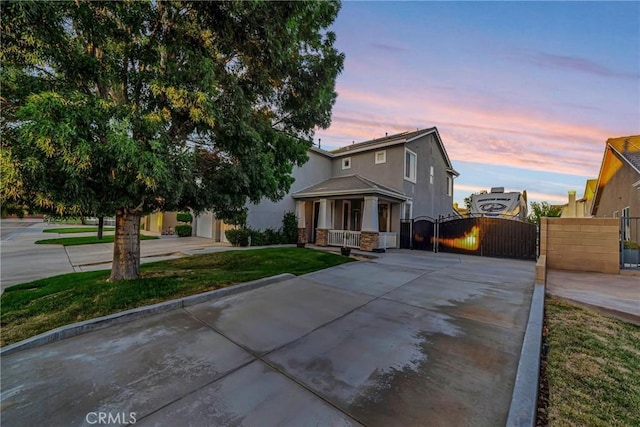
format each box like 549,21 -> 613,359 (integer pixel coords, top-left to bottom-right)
316,198 -> 329,246
296,201 -> 307,245
361,196 -> 380,251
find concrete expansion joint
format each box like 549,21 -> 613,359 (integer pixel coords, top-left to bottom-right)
183,307 -> 366,425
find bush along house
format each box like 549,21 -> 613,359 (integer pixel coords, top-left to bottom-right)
245,127 -> 459,252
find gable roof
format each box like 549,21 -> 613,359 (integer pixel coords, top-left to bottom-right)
292,174 -> 409,201
591,135 -> 640,215
328,127 -> 459,176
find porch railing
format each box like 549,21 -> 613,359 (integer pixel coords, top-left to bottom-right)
328,230 -> 361,248
379,232 -> 398,249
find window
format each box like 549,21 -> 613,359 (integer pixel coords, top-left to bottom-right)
622,206 -> 631,240
404,149 -> 417,182
342,157 -> 351,170
403,201 -> 413,220
429,166 -> 434,185
613,211 -> 619,218
446,176 -> 453,196
375,150 -> 386,164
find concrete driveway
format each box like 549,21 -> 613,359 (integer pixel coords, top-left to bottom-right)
0,251 -> 535,426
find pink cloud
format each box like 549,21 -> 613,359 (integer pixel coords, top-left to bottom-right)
316,86 -> 621,177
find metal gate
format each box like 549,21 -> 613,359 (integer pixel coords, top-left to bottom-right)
621,217 -> 640,269
401,216 -> 537,260
400,216 -> 436,250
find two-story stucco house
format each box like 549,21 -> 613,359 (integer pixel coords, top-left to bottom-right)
244,127 -> 459,251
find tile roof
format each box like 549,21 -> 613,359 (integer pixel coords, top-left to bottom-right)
330,128 -> 437,154
608,135 -> 640,173
292,175 -> 409,200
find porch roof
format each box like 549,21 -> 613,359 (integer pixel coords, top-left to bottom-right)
292,174 -> 410,201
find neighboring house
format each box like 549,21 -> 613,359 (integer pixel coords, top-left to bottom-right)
453,202 -> 469,218
591,135 -> 640,220
142,211 -> 178,235
246,127 -> 459,251
559,179 -> 597,218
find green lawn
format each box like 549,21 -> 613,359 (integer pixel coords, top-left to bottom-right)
35,235 -> 158,246
43,227 -> 115,234
540,297 -> 640,426
0,248 -> 353,346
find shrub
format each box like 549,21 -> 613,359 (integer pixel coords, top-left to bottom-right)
248,229 -> 266,246
225,229 -> 250,246
176,212 -> 192,223
282,211 -> 298,244
174,225 -> 192,237
264,228 -> 283,245
623,240 -> 640,250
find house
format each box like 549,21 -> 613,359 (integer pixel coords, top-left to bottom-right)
245,127 -> 459,251
559,179 -> 597,218
591,135 -> 640,219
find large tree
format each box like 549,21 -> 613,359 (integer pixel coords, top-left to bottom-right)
1,1 -> 344,280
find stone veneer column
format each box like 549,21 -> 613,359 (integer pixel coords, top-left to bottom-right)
360,231 -> 379,251
297,228 -> 307,244
316,228 -> 328,246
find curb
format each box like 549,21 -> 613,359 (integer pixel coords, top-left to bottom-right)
1,273 -> 295,356
506,282 -> 545,427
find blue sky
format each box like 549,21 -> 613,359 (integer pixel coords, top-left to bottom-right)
315,1 -> 640,206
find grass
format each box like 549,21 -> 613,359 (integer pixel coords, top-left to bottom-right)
0,247 -> 353,346
34,235 -> 158,246
540,297 -> 640,426
43,227 -> 115,234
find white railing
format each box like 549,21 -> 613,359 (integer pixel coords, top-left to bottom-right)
378,232 -> 398,249
328,230 -> 361,248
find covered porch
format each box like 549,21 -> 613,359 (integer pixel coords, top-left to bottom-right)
292,176 -> 410,252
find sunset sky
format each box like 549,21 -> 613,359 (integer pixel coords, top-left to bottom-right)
314,1 -> 640,207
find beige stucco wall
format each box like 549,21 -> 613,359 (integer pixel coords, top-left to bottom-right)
540,217 -> 619,274
593,155 -> 640,218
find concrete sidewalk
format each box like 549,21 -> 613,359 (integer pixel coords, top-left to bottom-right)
546,269 -> 640,325
1,251 -> 535,426
0,221 -> 230,289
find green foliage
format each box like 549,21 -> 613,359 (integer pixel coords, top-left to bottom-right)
176,212 -> 192,223
0,248 -> 354,346
174,225 -> 192,237
623,240 -> 640,250
528,201 -> 562,224
247,228 -> 285,246
282,211 -> 299,244
217,208 -> 248,228
264,228 -> 284,245
1,1 -> 344,277
225,229 -> 250,247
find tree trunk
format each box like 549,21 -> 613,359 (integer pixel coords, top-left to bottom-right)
97,216 -> 104,240
109,208 -> 142,281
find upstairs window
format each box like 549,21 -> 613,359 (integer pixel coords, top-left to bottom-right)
429,166 -> 434,185
375,150 -> 386,164
446,176 -> 453,196
404,149 -> 417,183
342,157 -> 351,170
